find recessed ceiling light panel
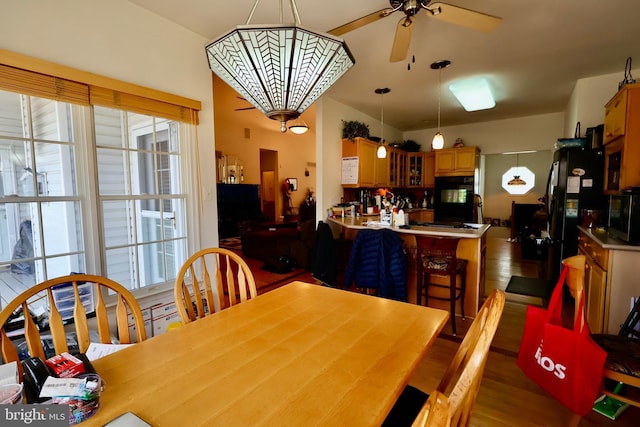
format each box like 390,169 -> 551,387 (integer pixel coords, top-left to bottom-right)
449,77 -> 495,112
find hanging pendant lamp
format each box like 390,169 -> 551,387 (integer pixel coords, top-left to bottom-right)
205,0 -> 355,132
508,153 -> 527,186
375,87 -> 390,159
431,60 -> 451,150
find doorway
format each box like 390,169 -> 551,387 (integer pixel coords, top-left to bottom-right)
260,149 -> 278,221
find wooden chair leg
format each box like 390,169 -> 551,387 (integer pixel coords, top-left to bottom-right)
568,413 -> 581,427
460,270 -> 466,320
450,274 -> 457,336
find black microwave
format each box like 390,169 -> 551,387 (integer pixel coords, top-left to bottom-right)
608,193 -> 640,243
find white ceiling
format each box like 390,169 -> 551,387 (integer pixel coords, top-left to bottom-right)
129,0 -> 640,131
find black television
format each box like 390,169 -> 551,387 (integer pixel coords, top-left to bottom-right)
217,184 -> 261,238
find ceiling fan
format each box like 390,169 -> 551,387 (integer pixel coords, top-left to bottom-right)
328,1 -> 501,63
235,96 -> 256,111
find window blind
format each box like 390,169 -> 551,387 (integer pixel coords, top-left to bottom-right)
90,86 -> 198,124
0,49 -> 200,124
0,64 -> 89,105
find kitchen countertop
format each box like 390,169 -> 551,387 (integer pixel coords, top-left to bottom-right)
577,226 -> 640,251
328,216 -> 490,239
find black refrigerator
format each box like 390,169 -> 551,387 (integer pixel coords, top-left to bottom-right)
545,147 -> 605,282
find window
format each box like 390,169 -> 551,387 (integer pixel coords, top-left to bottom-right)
502,166 -> 535,195
0,91 -> 85,306
95,107 -> 187,289
0,57 -> 200,306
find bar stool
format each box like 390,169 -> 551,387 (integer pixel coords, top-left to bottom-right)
415,236 -> 467,335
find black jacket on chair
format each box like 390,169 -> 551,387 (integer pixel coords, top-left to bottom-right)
344,229 -> 407,301
311,221 -> 338,287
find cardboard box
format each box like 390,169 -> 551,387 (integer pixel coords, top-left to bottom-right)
45,352 -> 85,378
151,302 -> 179,337
128,308 -> 152,341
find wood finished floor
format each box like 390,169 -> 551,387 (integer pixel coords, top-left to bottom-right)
246,226 -> 638,426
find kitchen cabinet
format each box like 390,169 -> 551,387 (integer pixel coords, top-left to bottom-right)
577,227 -> 640,334
407,152 -> 425,187
388,147 -> 407,187
603,83 -> 640,193
408,209 -> 434,223
374,151 -> 389,187
341,137 -> 376,187
604,87 -> 627,144
424,152 -> 435,187
435,146 -> 479,177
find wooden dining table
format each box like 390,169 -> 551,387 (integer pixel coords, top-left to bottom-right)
84,281 -> 449,426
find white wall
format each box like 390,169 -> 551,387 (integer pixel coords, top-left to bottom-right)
403,112 -> 565,154
0,0 -> 217,249
316,96 -> 403,222
565,68 -> 640,137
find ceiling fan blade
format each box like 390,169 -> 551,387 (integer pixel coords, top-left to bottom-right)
235,107 -> 256,111
390,18 -> 413,63
327,8 -> 389,36
429,2 -> 501,32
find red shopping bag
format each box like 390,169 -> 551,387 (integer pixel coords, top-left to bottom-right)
517,265 -> 607,416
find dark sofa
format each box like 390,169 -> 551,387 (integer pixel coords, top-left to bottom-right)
241,220 -> 316,269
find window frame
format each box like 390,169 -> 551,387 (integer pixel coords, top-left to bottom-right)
0,51 -> 202,301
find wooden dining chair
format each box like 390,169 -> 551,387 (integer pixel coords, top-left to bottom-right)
411,391 -> 451,427
0,274 -> 146,376
174,247 -> 257,324
591,297 -> 640,413
562,254 -> 640,426
383,289 -> 506,427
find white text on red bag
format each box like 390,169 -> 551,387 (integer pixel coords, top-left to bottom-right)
534,343 -> 567,379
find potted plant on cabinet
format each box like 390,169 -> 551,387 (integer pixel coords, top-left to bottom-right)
342,120 -> 370,141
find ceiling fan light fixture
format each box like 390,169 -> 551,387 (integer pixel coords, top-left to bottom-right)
449,77 -> 495,111
205,0 -> 355,133
288,119 -> 309,134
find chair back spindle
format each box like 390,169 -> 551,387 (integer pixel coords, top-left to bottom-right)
0,274 -> 147,379
174,248 -> 257,324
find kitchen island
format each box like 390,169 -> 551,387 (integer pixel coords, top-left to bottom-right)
328,216 -> 490,317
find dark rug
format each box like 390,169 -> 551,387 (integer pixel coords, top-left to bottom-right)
505,276 -> 552,299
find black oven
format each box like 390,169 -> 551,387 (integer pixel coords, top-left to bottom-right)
434,176 -> 475,223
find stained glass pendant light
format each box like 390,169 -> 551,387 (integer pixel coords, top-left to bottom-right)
431,60 -> 451,150
205,0 -> 355,132
508,153 -> 526,186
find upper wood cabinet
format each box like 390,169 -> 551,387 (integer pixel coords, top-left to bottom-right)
388,147 -> 407,187
603,83 -> 640,192
342,137 -> 376,187
374,149 -> 389,187
407,152 -> 425,187
604,87 -> 628,144
435,146 -> 479,177
424,152 -> 435,187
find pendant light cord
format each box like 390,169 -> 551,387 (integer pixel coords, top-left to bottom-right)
381,91 -> 384,142
437,67 -> 441,133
